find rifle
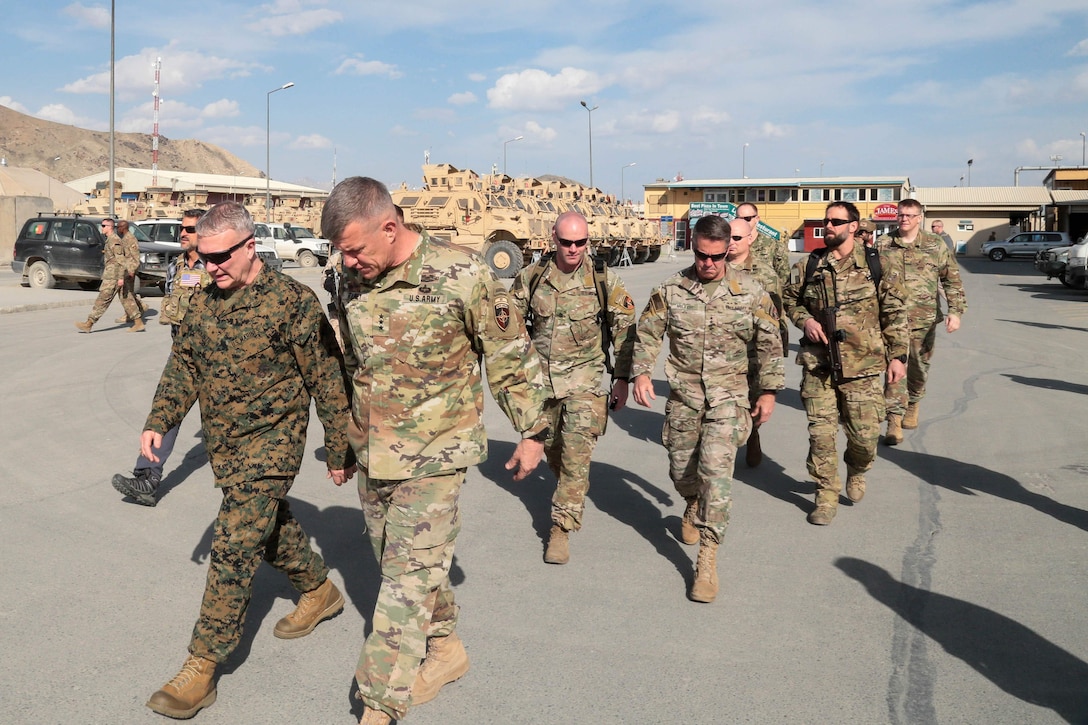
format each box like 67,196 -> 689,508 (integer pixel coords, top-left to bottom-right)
812,269 -> 847,386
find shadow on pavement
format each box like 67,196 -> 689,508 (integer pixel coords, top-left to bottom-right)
479,438 -> 693,581
155,436 -> 208,502
733,453 -> 812,513
836,557 -> 1088,723
996,318 -> 1088,334
1002,374 -> 1088,396
880,447 -> 1088,533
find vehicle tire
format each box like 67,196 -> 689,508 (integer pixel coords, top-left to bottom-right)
1059,272 -> 1076,289
634,247 -> 651,264
607,247 -> 623,266
988,248 -> 1006,261
297,250 -> 318,268
78,280 -> 102,291
647,246 -> 662,262
484,240 -> 523,278
28,261 -> 56,289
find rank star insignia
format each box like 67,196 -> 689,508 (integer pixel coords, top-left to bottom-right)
494,301 -> 511,331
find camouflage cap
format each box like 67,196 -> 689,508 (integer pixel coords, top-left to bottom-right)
858,219 -> 876,233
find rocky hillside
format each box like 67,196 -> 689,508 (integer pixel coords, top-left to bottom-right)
0,104 -> 260,182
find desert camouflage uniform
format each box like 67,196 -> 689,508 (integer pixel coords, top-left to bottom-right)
875,230 -> 967,416
159,254 -> 211,336
732,254 -> 788,362
750,230 -> 790,288
631,264 -> 784,544
509,256 -> 636,531
783,244 -> 908,500
335,231 -> 547,719
87,230 -> 141,323
144,265 -> 354,663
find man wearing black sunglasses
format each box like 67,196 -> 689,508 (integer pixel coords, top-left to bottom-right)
510,211 -> 637,565
112,209 -> 210,507
631,214 -> 784,603
736,202 -> 789,286
136,201 -> 355,719
783,201 -> 908,526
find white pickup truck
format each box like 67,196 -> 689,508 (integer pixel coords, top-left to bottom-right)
254,222 -> 330,267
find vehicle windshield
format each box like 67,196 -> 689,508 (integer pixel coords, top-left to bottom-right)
131,225 -> 151,242
291,227 -> 316,239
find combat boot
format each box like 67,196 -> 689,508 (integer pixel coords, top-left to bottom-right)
115,314 -> 130,323
146,654 -> 216,719
903,402 -> 920,429
689,532 -> 719,603
745,427 -> 763,467
129,318 -> 146,332
680,497 -> 699,545
74,318 -> 93,333
112,469 -> 161,507
544,524 -> 570,564
884,414 -> 903,446
411,632 -> 470,706
846,473 -> 866,503
274,578 -> 344,639
807,490 -> 838,526
359,706 -> 393,725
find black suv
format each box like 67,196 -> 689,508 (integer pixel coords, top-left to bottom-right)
12,214 -> 181,290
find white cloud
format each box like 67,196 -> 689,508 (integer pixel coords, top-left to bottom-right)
0,96 -> 29,113
62,2 -> 109,29
334,56 -> 402,78
389,125 -> 418,137
202,99 -> 240,119
248,8 -> 341,36
524,121 -> 557,143
1069,39 -> 1088,56
201,125 -> 270,147
487,67 -> 605,111
289,134 -> 332,150
468,72 -> 487,82
448,91 -> 477,106
757,122 -> 788,139
35,103 -> 97,127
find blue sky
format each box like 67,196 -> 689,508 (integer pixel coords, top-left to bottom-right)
3,0 -> 1087,196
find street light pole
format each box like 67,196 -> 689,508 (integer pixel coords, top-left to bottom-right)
967,158 -> 973,186
1081,132 -> 1086,166
266,81 -> 295,223
503,135 -> 523,175
742,142 -> 749,178
580,100 -> 598,188
621,162 -> 636,203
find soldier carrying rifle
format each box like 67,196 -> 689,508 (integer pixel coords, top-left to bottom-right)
783,201 -> 909,526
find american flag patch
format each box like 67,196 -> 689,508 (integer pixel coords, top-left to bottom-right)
179,272 -> 202,287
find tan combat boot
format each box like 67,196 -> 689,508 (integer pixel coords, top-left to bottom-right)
74,318 -> 93,333
680,497 -> 699,545
884,414 -> 903,446
544,524 -> 570,564
359,705 -> 393,724
745,426 -> 763,467
846,473 -> 866,503
807,490 -> 838,525
689,532 -> 719,603
146,654 -> 216,719
115,314 -> 130,323
903,402 -> 920,429
273,578 -> 344,639
129,318 -> 146,332
411,632 -> 470,706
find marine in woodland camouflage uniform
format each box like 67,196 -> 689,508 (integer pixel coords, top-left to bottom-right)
737,202 -> 790,287
139,202 -> 355,719
783,201 -> 908,525
632,214 -> 784,603
322,177 -> 548,724
509,211 -> 636,563
75,218 -> 143,331
876,199 -> 966,440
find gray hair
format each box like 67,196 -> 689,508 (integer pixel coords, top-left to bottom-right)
196,201 -> 254,238
321,176 -> 397,243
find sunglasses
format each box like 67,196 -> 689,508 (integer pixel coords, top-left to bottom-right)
182,225 -> 198,234
693,249 -> 727,262
557,237 -> 588,248
822,218 -> 852,227
737,214 -> 756,222
897,213 -> 920,219
730,234 -> 745,241
198,234 -> 253,265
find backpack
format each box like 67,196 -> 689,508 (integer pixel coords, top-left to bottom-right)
524,253 -> 614,375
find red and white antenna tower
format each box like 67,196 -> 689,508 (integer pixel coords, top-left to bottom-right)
151,57 -> 161,186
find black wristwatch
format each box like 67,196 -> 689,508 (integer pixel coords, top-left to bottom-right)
526,427 -> 551,442
894,355 -> 907,364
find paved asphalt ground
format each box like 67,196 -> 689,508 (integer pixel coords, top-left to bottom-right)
1,254 -> 1085,724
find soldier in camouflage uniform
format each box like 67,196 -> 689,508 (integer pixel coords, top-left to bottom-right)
737,202 -> 790,287
112,209 -> 210,506
631,215 -> 784,604
876,199 -> 967,444
783,202 -> 908,526
321,177 -> 549,725
75,218 -> 143,332
509,211 -> 636,564
725,217 -> 786,469
138,202 -> 355,720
